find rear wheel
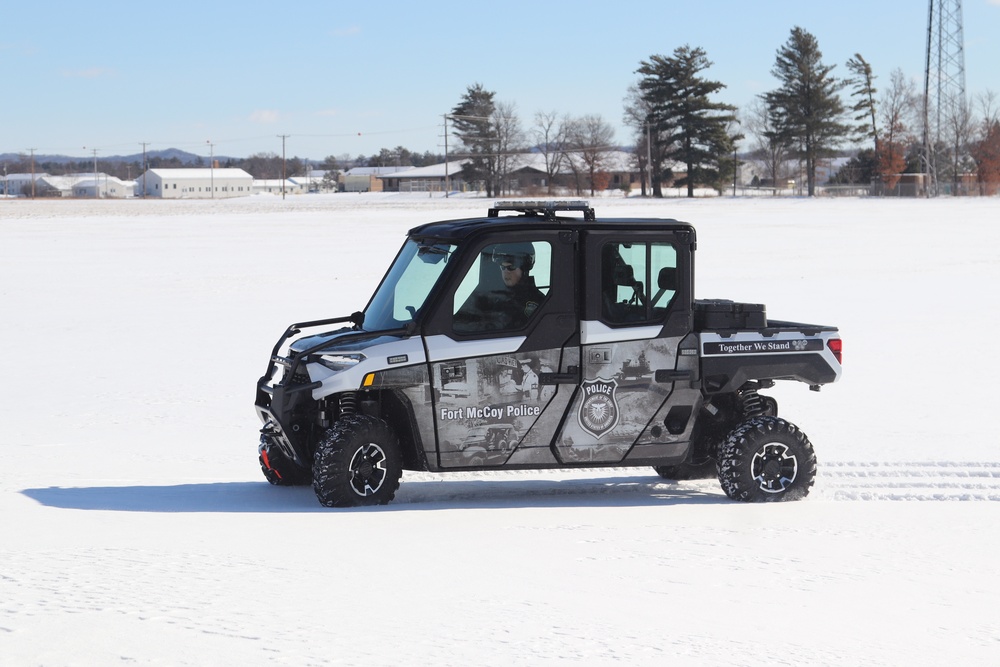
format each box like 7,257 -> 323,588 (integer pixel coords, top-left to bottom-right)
717,416 -> 816,502
312,415 -> 402,507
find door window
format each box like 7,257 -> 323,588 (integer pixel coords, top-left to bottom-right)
601,242 -> 677,324
453,241 -> 552,333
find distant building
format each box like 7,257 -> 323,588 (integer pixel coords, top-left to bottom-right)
72,175 -> 135,198
341,166 -> 408,192
2,173 -> 49,197
377,161 -> 468,193
252,179 -> 306,195
136,168 -> 253,198
2,172 -> 133,198
377,151 -> 651,194
291,170 -> 334,192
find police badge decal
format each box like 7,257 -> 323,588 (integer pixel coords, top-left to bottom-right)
578,377 -> 620,439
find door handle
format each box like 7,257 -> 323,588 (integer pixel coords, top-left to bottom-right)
540,366 -> 581,385
655,369 -> 693,382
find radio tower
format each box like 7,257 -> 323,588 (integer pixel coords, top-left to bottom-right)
922,0 -> 966,196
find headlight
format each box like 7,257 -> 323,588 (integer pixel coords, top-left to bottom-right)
315,353 -> 366,372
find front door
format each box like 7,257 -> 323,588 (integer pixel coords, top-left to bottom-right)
426,230 -> 578,468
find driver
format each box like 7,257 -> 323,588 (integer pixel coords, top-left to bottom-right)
493,243 -> 545,330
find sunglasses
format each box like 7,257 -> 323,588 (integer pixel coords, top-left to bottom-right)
500,263 -> 520,272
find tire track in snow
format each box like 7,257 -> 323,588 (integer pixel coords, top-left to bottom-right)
819,461 -> 1000,501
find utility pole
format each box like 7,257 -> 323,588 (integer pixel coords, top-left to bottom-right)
139,141 -> 150,198
278,134 -> 290,199
207,141 -> 215,198
733,147 -> 738,197
83,147 -> 99,198
646,123 -> 653,197
443,113 -> 489,197
28,148 -> 36,198
443,115 -> 449,196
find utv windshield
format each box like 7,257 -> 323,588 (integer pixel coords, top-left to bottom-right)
363,239 -> 456,331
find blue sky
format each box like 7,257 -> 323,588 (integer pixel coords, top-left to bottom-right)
2,0 -> 998,161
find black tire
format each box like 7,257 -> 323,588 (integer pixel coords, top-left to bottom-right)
717,416 -> 816,502
312,414 -> 402,507
653,458 -> 717,480
259,435 -> 311,486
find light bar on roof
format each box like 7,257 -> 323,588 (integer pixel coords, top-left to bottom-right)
488,200 -> 596,221
492,200 -> 590,210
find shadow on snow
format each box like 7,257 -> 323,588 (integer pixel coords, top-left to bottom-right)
21,475 -> 729,513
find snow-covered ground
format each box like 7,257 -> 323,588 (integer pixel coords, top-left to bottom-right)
2,193 -> 999,666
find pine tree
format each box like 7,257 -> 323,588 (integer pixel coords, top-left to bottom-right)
636,46 -> 737,197
764,27 -> 852,196
846,54 -> 878,145
451,83 -> 498,196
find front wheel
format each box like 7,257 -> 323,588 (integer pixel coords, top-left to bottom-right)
717,416 -> 816,502
312,415 -> 403,507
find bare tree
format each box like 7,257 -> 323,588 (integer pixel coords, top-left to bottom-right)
877,69 -> 918,192
972,90 -> 1000,195
241,152 -> 284,179
492,100 -> 526,196
742,97 -> 789,191
566,114 -> 616,196
977,90 -> 999,127
941,96 -> 976,195
623,83 -> 654,196
531,110 -> 568,195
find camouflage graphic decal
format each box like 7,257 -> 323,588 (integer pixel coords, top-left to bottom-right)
432,350 -> 565,467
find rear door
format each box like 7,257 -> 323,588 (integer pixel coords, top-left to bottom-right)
553,230 -> 700,464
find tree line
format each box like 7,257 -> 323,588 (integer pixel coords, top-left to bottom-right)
7,26 -> 998,197
447,26 -> 998,198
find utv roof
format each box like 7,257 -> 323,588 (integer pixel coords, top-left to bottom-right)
407,200 -> 696,241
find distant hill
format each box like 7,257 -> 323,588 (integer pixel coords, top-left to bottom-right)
1,148 -> 228,166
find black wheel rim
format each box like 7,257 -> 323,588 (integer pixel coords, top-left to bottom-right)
751,442 -> 798,493
348,443 -> 388,497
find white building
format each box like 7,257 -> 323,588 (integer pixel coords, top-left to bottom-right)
38,175 -> 78,197
252,179 -> 306,196
2,172 -> 133,198
72,175 -> 135,198
136,168 -> 253,198
2,173 -> 49,197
